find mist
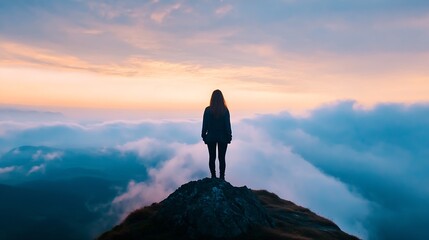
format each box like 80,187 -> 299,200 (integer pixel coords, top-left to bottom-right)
1,101 -> 428,239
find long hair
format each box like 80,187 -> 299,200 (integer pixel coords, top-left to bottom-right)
210,89 -> 228,117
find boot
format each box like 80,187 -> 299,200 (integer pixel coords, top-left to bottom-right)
220,172 -> 225,180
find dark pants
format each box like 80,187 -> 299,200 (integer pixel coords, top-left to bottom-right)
207,142 -> 228,178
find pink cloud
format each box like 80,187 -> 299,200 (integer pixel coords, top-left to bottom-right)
150,3 -> 181,23
215,4 -> 233,16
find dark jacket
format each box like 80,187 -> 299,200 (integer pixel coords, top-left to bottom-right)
201,106 -> 232,144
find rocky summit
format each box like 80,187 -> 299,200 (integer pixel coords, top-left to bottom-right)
155,178 -> 273,238
98,178 -> 359,240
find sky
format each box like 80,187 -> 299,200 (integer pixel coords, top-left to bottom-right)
1,0 -> 429,119
1,1 -> 429,240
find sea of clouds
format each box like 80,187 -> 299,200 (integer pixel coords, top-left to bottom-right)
1,101 -> 428,240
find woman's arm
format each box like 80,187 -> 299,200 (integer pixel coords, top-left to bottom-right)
225,109 -> 232,143
201,107 -> 208,141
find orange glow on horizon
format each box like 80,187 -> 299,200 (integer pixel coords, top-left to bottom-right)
1,41 -> 429,119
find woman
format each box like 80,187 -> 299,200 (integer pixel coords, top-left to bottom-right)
201,89 -> 232,180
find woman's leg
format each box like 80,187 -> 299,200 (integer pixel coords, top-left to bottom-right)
207,142 -> 217,178
218,142 -> 228,180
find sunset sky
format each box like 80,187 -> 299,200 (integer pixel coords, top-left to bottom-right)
1,0 -> 429,119
1,1 -> 429,239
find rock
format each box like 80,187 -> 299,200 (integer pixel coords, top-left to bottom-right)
155,178 -> 273,239
98,178 -> 359,240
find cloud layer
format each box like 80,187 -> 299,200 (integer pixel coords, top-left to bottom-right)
2,101 -> 428,239
243,101 -> 429,239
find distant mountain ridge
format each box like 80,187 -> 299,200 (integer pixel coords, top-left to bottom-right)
0,145 -> 151,239
0,145 -> 147,184
98,178 -> 359,240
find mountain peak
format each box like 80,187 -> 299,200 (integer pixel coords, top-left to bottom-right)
98,178 -> 359,240
156,178 -> 273,238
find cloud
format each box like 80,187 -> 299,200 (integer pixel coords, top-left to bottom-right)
31,150 -> 43,161
108,116 -> 370,238
28,164 -> 45,175
0,41 -> 140,76
117,138 -> 175,167
1,101 -> 429,239
43,151 -> 63,161
106,101 -> 429,239
32,150 -> 63,161
0,166 -> 16,174
0,119 -> 200,154
0,108 -> 65,122
215,4 -> 233,16
2,1 -> 429,115
150,3 -> 181,23
243,101 -> 429,239
110,141 -> 207,220
3,0 -> 429,65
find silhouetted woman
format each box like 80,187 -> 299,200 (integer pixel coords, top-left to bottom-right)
201,89 -> 232,180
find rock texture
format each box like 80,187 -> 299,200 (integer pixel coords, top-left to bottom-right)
155,178 -> 273,238
98,178 -> 359,240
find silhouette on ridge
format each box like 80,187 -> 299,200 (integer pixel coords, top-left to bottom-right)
202,89 -> 232,180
